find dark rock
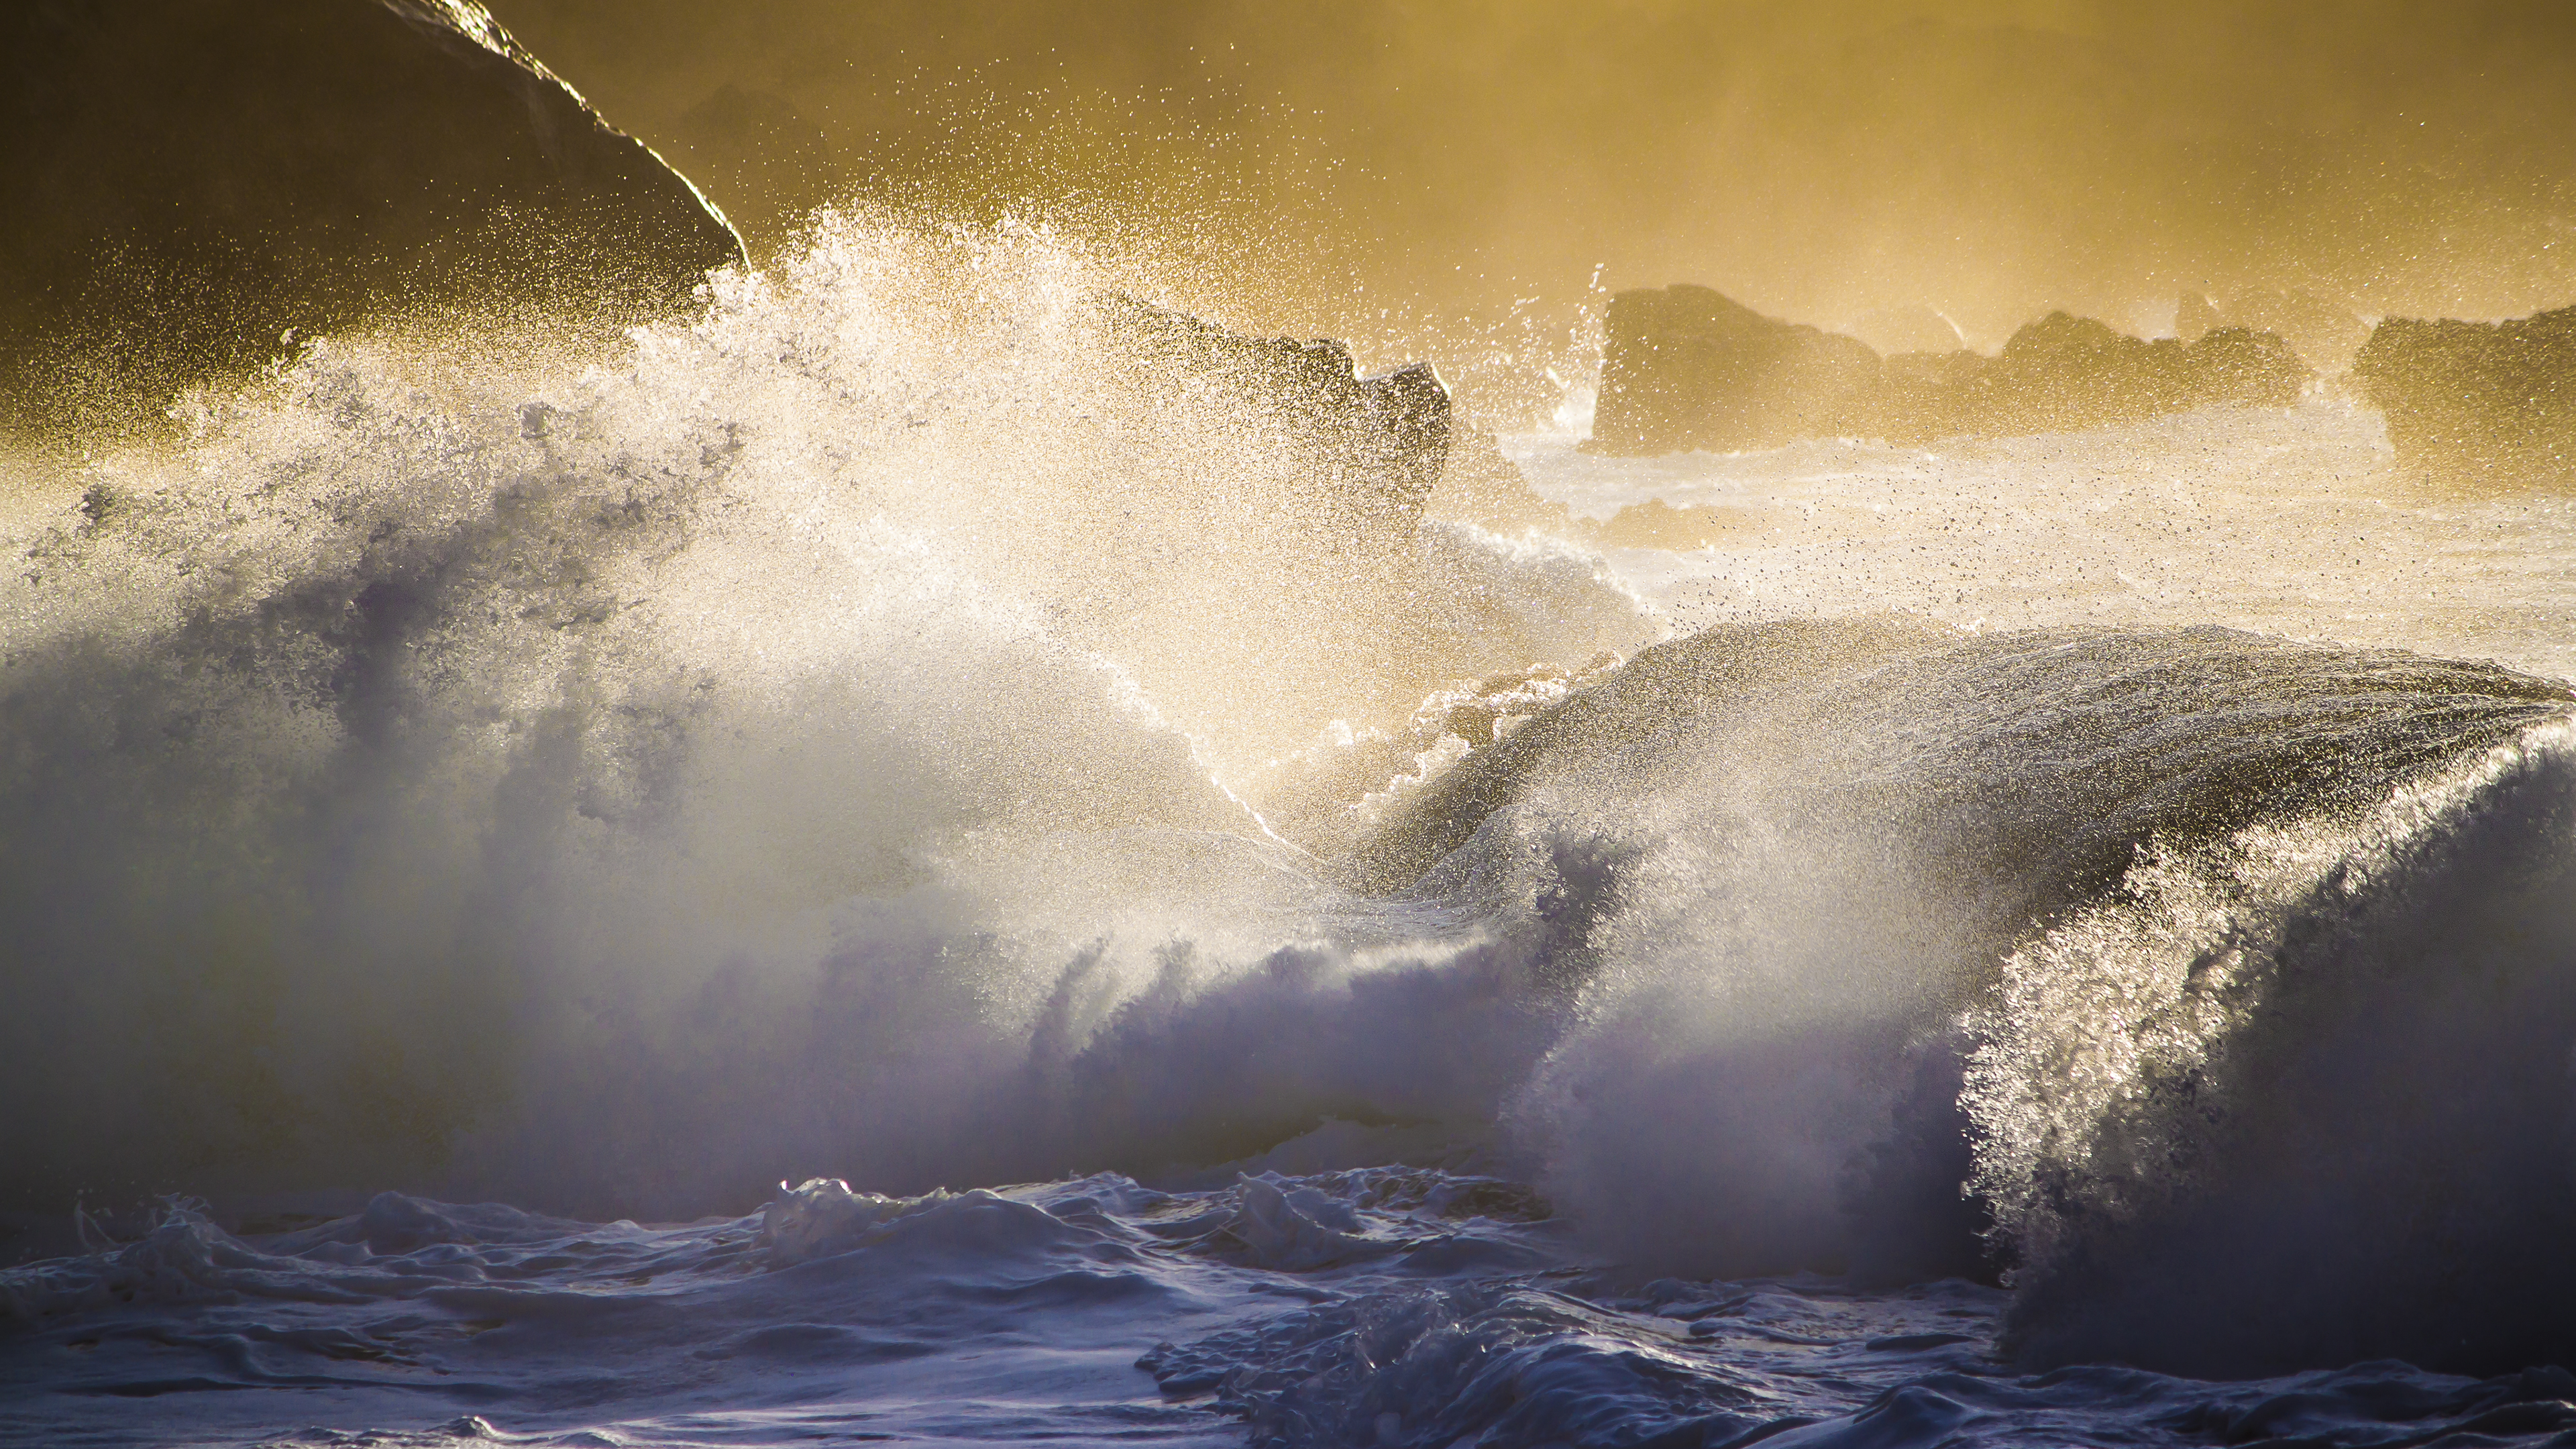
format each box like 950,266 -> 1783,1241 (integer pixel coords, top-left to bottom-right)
1587,284 -> 1885,454
1951,313 -> 2307,438
1097,297 -> 1454,545
1876,347 -> 1990,437
1,0 -> 744,437
2177,325 -> 2316,411
1589,286 -> 2310,455
2352,304 -> 2576,490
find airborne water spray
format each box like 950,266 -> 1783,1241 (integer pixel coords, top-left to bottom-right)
0,213 -> 1654,1224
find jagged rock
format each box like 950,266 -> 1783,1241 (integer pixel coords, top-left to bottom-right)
2353,304 -> 2576,490
1953,312 -> 2308,437
1589,285 -> 1885,453
1097,297 -> 1454,545
1589,286 -> 2310,455
2176,325 -> 2317,409
1,0 -> 744,437
1874,347 -> 1988,439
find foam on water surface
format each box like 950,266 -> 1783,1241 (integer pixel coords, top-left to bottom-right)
1508,401 -> 2576,682
7,217 -> 2576,1445
14,1178 -> 2576,1448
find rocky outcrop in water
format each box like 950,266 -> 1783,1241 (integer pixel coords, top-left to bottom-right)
1588,286 -> 1887,455
1,0 -> 743,436
1100,298 -> 1454,545
1097,302 -> 1729,560
1589,285 -> 2308,455
1935,311 -> 2310,439
2352,304 -> 2576,490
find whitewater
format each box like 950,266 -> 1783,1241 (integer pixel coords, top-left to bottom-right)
5,217 -> 2576,1448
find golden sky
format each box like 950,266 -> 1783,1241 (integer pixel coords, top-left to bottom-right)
492,1 -> 2576,411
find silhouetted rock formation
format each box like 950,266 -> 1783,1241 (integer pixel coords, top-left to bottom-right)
1589,286 -> 1886,454
1,0 -> 744,437
1945,312 -> 2308,437
2353,304 -> 2576,490
1589,285 -> 2309,456
1099,298 -> 1454,545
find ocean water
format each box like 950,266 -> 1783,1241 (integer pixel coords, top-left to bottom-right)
6,219 -> 2576,1448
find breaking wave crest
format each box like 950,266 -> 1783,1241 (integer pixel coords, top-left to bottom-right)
1391,624 -> 2574,1321
7,215 -> 2576,1384
0,213 -> 1654,1220
1970,718 -> 2576,1374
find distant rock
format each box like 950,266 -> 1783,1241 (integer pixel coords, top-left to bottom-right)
1,0 -> 744,437
1098,297 -> 1454,546
1955,312 -> 2308,438
2352,304 -> 2576,490
1097,303 -> 1720,557
1589,286 -> 2309,455
1589,285 -> 1886,453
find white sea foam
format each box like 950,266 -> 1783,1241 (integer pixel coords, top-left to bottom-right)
8,217 -> 2576,1446
0,213 -> 1655,1223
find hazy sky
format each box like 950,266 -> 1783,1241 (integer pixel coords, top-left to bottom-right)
492,1 -> 2576,414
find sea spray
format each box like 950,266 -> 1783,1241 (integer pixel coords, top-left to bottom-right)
0,213 -> 1654,1220
10,221 -> 2576,1425
1968,719 -> 2576,1373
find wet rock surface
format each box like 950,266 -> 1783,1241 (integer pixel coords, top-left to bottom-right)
2353,303 -> 2576,491
1099,297 -> 1456,545
1590,284 -> 2308,455
1,0 -> 743,437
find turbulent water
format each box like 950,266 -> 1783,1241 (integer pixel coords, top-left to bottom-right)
6,219 -> 2576,1447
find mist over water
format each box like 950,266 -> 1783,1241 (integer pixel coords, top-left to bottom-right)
0,215 -> 1654,1223
8,213 -> 2576,1446
1513,401 -> 2576,680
